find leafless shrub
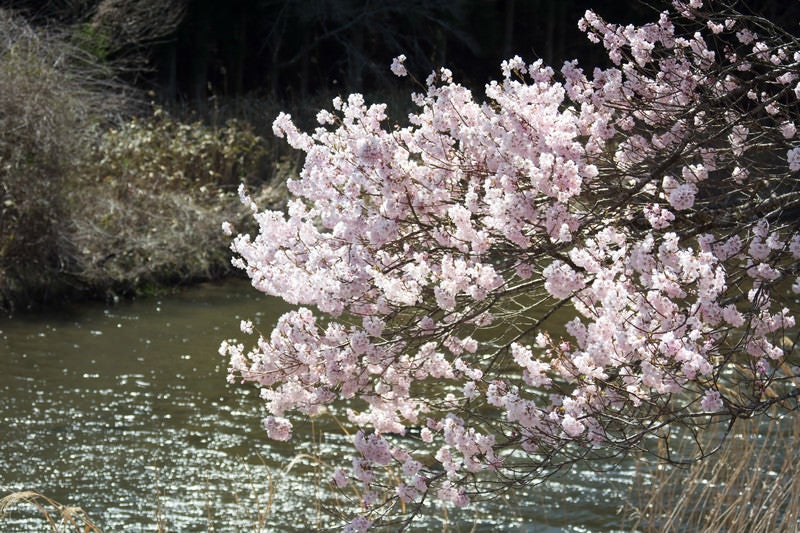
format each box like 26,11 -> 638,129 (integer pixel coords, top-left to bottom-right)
0,8 -> 129,308
0,9 -> 274,309
90,0 -> 186,54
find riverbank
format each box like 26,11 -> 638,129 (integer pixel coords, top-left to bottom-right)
0,168 -> 290,312
0,9 -> 301,312
0,95 -> 282,313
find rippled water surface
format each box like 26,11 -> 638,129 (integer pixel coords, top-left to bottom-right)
0,280 -> 637,532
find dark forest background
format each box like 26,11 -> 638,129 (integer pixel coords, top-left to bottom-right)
6,0 -> 799,108
1,0 -> 798,310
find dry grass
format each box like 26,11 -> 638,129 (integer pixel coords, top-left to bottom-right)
627,411 -> 800,532
0,490 -> 102,532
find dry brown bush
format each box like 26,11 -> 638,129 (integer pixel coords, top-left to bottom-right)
0,10 -> 280,309
0,8 -> 126,308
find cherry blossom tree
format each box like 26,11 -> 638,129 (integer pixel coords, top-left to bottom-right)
220,1 -> 800,529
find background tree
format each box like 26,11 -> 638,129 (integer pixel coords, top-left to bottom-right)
7,1 -> 796,107
221,0 -> 800,530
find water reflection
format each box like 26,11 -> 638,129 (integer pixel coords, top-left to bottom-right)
0,279 -> 633,531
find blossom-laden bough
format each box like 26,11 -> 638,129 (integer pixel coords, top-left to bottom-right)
220,1 -> 800,530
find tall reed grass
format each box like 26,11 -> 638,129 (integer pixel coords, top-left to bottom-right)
627,411 -> 800,532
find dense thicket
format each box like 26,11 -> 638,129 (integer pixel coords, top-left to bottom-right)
0,9 -> 273,311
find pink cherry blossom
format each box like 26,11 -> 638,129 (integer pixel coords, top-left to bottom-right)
700,390 -> 723,412
788,147 -> 800,172
221,2 -> 800,529
263,416 -> 292,441
390,55 -> 407,77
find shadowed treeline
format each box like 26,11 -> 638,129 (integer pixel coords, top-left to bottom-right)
5,1 -> 800,105
0,1 -> 677,102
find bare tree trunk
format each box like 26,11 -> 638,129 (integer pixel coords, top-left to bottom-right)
230,5 -> 247,96
160,41 -> 177,102
188,0 -> 212,106
503,0 -> 515,59
346,27 -> 364,92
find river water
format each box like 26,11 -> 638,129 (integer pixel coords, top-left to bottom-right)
0,279 -> 639,532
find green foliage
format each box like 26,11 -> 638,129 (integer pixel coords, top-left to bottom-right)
72,22 -> 112,60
